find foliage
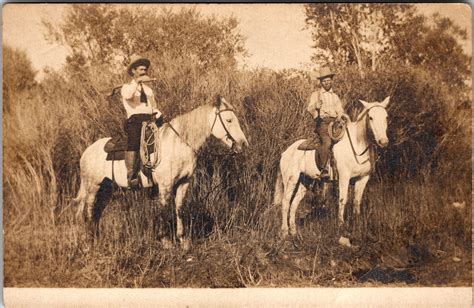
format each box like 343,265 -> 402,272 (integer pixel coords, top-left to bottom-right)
3,45 -> 37,113
304,3 -> 471,90
304,4 -> 419,70
334,64 -> 471,177
405,14 -> 471,88
4,59 -> 471,287
43,4 -> 247,73
4,4 -> 471,288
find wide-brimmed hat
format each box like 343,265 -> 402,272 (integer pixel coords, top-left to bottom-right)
317,66 -> 335,80
127,55 -> 150,76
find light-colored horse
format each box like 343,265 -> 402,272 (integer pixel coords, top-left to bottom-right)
274,97 -> 390,244
73,96 -> 249,247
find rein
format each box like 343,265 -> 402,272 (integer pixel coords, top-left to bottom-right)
346,105 -> 386,165
167,122 -> 200,154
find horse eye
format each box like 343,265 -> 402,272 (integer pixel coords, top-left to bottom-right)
226,118 -> 232,123
369,116 -> 373,120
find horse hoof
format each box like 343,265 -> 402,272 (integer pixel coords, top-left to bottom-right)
280,230 -> 289,239
338,236 -> 352,248
161,238 -> 173,250
180,239 -> 191,251
289,229 -> 297,237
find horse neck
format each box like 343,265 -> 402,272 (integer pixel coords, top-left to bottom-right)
169,105 -> 212,150
350,112 -> 370,149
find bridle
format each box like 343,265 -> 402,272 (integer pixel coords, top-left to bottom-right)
167,107 -> 237,154
346,105 -> 387,165
210,108 -> 237,149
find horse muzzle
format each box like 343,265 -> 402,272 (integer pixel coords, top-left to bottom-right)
232,138 -> 249,154
377,138 -> 389,148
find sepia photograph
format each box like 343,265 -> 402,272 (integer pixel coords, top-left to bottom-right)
2,3 -> 472,306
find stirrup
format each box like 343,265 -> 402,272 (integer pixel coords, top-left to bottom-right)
127,178 -> 140,190
320,169 -> 330,181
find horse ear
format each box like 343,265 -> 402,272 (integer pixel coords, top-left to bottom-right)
359,99 -> 369,109
214,95 -> 222,108
380,96 -> 390,108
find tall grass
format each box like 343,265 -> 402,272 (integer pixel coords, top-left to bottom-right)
3,61 -> 471,287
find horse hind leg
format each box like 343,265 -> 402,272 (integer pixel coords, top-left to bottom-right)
82,181 -> 102,237
73,179 -> 87,219
280,176 -> 299,238
288,180 -> 307,237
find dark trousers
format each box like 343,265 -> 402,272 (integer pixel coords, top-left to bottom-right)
316,117 -> 335,168
124,114 -> 153,151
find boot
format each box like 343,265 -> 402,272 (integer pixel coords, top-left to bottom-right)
316,152 -> 330,181
125,151 -> 140,189
319,155 -> 329,181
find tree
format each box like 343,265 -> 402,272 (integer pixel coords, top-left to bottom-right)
401,14 -> 471,88
43,4 -> 247,72
3,45 -> 37,113
305,4 -> 418,71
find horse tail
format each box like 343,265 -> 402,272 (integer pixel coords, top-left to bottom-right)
273,167 -> 284,206
72,179 -> 86,205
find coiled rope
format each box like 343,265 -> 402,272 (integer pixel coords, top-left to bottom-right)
140,121 -> 161,169
328,114 -> 350,142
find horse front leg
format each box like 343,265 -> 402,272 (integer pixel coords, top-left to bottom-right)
353,175 -> 370,216
337,174 -> 350,226
156,182 -> 173,249
174,180 -> 190,250
337,174 -> 353,247
352,175 -> 370,241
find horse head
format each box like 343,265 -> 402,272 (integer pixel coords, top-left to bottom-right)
210,95 -> 249,153
359,96 -> 390,148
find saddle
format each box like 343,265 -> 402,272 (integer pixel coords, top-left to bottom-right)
103,120 -> 161,162
297,118 -> 347,181
297,118 -> 346,151
104,136 -> 127,161
299,140 -> 338,180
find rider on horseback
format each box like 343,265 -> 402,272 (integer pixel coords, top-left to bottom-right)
121,55 -> 163,189
306,66 -> 345,180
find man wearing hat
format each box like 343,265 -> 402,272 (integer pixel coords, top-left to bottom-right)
121,55 -> 162,189
307,66 -> 345,180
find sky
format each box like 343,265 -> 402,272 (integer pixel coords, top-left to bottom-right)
2,3 -> 472,80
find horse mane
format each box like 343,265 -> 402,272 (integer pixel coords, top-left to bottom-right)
169,104 -> 213,149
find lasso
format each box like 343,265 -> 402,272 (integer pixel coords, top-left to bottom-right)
328,113 -> 350,142
140,121 -> 161,169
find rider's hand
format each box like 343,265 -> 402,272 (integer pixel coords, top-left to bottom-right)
136,75 -> 151,83
153,109 -> 163,119
338,114 -> 350,122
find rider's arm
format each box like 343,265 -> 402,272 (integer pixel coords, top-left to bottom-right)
148,91 -> 163,119
121,80 -> 139,101
307,91 -> 321,119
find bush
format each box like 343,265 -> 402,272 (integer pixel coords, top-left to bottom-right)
4,55 -> 471,287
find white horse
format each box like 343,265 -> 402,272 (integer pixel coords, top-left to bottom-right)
74,96 -> 249,247
274,97 -> 390,245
